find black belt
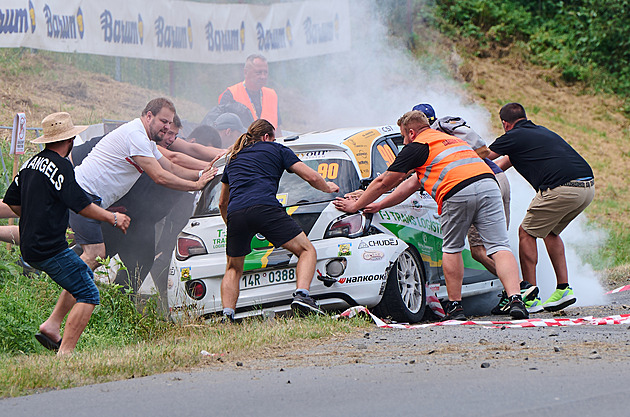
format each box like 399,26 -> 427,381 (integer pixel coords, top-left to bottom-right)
561,179 -> 594,188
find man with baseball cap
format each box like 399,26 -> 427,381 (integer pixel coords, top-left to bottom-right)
214,112 -> 245,148
3,112 -> 131,355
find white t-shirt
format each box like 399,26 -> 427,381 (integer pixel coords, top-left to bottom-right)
75,118 -> 163,208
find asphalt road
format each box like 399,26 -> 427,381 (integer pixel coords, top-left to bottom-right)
2,290 -> 629,417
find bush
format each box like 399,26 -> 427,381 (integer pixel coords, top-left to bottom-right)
427,0 -> 630,102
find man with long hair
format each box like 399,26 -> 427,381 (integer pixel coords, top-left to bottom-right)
218,119 -> 339,321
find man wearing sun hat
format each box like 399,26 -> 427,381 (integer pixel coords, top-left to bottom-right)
3,112 -> 131,355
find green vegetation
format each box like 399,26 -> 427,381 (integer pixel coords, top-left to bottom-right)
425,0 -> 630,113
0,248 -> 369,397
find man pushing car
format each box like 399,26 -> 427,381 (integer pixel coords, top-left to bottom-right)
333,110 -> 528,321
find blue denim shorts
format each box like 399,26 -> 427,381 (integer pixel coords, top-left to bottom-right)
29,248 -> 100,305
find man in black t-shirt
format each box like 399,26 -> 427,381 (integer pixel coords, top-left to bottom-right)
3,112 -> 130,355
488,102 -> 594,312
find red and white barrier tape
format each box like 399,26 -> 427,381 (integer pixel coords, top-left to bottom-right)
335,306 -> 630,329
606,284 -> 630,294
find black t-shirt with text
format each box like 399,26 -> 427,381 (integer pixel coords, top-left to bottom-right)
3,149 -> 92,262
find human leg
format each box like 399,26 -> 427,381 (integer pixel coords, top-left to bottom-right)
543,232 -> 568,285
58,302 -> 96,356
518,226 -> 538,286
280,232 -> 317,291
0,225 -> 19,244
220,256 -> 245,310
30,249 -> 100,353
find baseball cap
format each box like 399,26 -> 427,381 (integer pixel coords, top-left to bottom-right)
213,113 -> 245,134
412,103 -> 436,124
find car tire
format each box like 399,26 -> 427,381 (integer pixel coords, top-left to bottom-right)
372,247 -> 426,323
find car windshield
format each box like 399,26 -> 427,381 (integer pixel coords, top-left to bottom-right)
194,150 -> 361,217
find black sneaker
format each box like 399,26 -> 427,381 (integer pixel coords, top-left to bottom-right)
443,301 -> 466,321
508,295 -> 529,320
491,290 -> 509,315
291,293 -> 325,316
492,282 -> 540,315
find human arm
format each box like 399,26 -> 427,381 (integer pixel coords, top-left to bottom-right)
78,203 -> 131,234
332,170 -> 407,213
158,146 -> 212,171
488,150 -> 512,170
133,155 -> 214,191
6,204 -> 21,217
0,200 -> 19,218
363,175 -> 422,213
288,161 -> 339,193
475,145 -> 490,159
219,182 -> 230,224
168,137 -> 225,162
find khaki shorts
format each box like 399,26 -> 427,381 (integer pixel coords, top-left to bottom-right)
521,182 -> 594,238
468,171 -> 510,247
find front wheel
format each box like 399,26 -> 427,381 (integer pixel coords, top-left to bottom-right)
372,248 -> 426,323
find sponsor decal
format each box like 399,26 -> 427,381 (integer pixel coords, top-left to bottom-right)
357,238 -> 397,248
155,16 -> 192,49
167,277 -> 174,289
276,193 -> 288,206
205,20 -> 243,52
256,20 -> 289,51
100,10 -> 143,45
180,267 -> 191,281
303,15 -> 336,44
363,250 -> 384,261
43,4 -> 82,39
296,150 -> 327,160
212,228 -> 226,248
0,4 -> 32,35
337,274 -> 385,284
338,243 -> 351,256
169,266 -> 176,276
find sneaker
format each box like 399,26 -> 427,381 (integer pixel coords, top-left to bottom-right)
491,290 -> 510,315
291,293 -> 325,316
508,296 -> 529,320
443,301 -> 466,321
543,287 -> 577,312
491,282 -> 539,315
525,297 -> 544,313
520,281 -> 539,302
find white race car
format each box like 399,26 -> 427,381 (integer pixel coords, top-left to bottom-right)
167,126 -> 501,323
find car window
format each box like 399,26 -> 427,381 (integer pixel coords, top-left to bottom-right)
372,139 -> 398,178
278,156 -> 359,206
194,151 -> 360,216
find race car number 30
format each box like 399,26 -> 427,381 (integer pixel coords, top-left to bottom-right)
241,268 -> 296,289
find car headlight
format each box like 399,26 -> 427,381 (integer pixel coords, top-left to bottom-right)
176,232 -> 207,260
324,213 -> 368,239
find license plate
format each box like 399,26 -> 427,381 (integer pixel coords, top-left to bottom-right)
241,268 -> 296,289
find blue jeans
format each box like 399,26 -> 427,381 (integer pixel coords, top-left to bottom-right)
29,248 -> 100,305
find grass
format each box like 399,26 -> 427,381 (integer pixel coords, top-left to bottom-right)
0,249 -> 371,398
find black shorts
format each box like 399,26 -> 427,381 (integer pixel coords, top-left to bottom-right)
226,205 -> 303,257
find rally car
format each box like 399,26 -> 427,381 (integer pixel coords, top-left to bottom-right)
166,126 -> 501,323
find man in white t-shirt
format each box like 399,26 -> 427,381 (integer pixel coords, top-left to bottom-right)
70,97 -> 215,270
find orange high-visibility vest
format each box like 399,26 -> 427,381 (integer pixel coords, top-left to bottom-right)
413,129 -> 492,214
219,82 -> 278,128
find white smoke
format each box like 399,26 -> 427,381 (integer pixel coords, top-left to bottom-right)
292,0 -> 607,306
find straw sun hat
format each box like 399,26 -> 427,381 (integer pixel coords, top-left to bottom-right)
32,112 -> 88,144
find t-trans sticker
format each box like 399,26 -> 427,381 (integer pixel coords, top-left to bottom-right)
362,250 -> 384,261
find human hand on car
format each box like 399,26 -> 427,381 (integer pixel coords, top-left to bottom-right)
326,182 -> 340,193
195,169 -> 215,190
344,189 -> 364,200
332,196 -> 358,213
363,201 -> 382,213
